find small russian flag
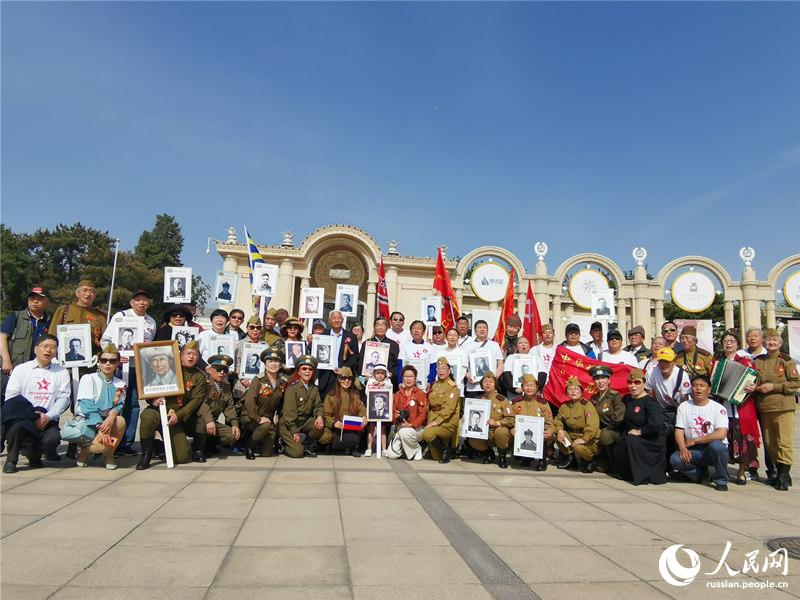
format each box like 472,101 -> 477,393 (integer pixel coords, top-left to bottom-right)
342,415 -> 363,431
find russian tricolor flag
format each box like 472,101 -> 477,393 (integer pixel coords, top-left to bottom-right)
342,415 -> 363,431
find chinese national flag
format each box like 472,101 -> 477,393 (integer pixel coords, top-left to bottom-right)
433,247 -> 460,330
376,257 -> 390,320
493,268 -> 517,345
542,347 -> 635,407
522,281 -> 542,347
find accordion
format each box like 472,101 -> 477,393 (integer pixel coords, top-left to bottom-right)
710,358 -> 758,406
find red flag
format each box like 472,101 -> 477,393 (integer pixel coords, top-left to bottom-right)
542,347 -> 635,407
376,257 -> 390,320
523,281 -> 542,347
433,247 -> 460,331
493,268 -> 517,345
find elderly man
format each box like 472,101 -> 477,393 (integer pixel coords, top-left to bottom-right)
260,308 -> 283,348
357,317 -> 400,386
660,321 -> 683,353
273,308 -> 289,333
645,347 -> 692,463
316,310 -> 360,397
2,335 -> 71,472
744,327 -> 772,482
558,323 -> 595,358
465,320 -> 504,398
589,365 -> 625,473
674,326 -> 713,376
599,330 -> 639,366
639,336 -> 666,378
624,325 -> 650,361
48,279 -> 108,356
1,286 -> 51,379
587,321 -> 606,358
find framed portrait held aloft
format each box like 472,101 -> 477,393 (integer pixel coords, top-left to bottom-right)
164,267 -> 192,303
239,342 -> 267,377
214,271 -> 239,305
511,355 -> 539,389
312,335 -> 335,370
335,284 -> 359,317
252,263 -> 279,298
204,334 -> 236,362
590,289 -> 616,319
366,388 -> 393,422
134,340 -> 185,400
513,415 -> 545,459
284,341 -> 306,368
57,324 -> 93,368
461,398 -> 491,440
361,341 -> 390,377
110,315 -> 145,357
420,295 -> 442,326
469,347 -> 493,382
299,287 -> 325,319
171,326 -> 199,349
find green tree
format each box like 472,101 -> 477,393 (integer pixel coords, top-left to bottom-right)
0,225 -> 34,309
134,214 -> 184,269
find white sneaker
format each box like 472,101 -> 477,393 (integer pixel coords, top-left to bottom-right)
364,448 -> 373,457
412,447 -> 423,461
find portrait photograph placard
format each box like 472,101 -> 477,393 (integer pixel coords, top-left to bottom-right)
513,415 -> 545,459
405,358 -> 428,389
214,271 -> 239,305
420,295 -> 442,326
205,333 -> 236,362
335,284 -> 359,317
57,324 -> 93,368
312,334 -> 335,370
469,347 -> 493,382
134,340 -> 184,400
164,267 -> 192,303
111,315 -> 145,357
299,287 -> 325,319
171,326 -> 199,350
361,340 -> 390,377
366,388 -> 393,422
284,341 -> 306,368
239,342 -> 267,377
590,289 -> 616,319
511,355 -> 539,389
252,263 -> 278,298
461,398 -> 491,440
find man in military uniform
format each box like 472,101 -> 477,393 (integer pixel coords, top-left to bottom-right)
467,372 -> 515,468
260,309 -> 283,348
746,328 -> 799,491
421,357 -> 460,463
192,354 -> 241,462
554,376 -> 600,473
48,279 -> 107,355
241,348 -> 285,459
278,355 -> 323,458
674,325 -> 713,376
136,341 -> 208,469
588,365 -> 625,473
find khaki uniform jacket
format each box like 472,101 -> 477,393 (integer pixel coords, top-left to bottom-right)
554,400 -> 600,442
426,379 -> 460,428
513,396 -> 554,436
753,352 -> 800,413
160,367 -> 208,422
281,380 -> 322,434
241,374 -> 284,427
323,392 -> 367,429
674,347 -> 713,377
592,389 -> 625,430
48,303 -> 108,352
261,330 -> 283,349
481,392 -> 515,428
198,380 -> 239,428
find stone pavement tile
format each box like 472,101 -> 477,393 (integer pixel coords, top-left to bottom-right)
337,483 -> 413,499
121,517 -> 244,546
491,545 -> 638,584
1,514 -> 40,537
533,581 -> 670,600
268,469 -> 335,484
523,502 -> 620,521
466,518 -> 581,546
260,482 -> 338,498
715,499 -> 799,522
590,545 -> 702,581
249,498 -> 342,520
123,467 -> 200,482
624,488 -> 713,504
496,486 -> 583,502
1,493 -> 80,515
214,547 -> 348,586
406,460 -> 468,471
194,469 -> 271,483
273,455 -> 335,469
3,514 -> 142,546
92,480 -> 187,498
177,481 -> 264,499
347,546 -> 479,585
458,460 -> 515,473
418,472 -> 486,486
643,521 -> 757,544
1,476 -> 30,491
352,584 -> 492,599
649,580 -> 792,599
339,498 -> 427,521
445,499 -> 536,520
431,484 -> 509,501
55,495 -> 169,519
50,587 -> 208,600
538,475 -> 611,489
567,488 -> 649,503
235,517 -> 344,546
47,466 -> 130,481
710,520 -> 800,540
334,455 -> 391,469
4,478 -> 109,496
209,456 -> 277,469
0,584 -> 59,600
479,473 -> 552,488
554,520 -> 671,546
670,502 -> 768,521
594,502 -> 699,521
153,497 -> 255,519
70,545 -> 229,588
0,466 -> 60,479
342,514 -> 448,546
0,543 -> 102,585
336,470 -> 401,484
206,586 -> 351,600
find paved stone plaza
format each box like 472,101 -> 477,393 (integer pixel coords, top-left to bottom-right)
2,434 -> 799,600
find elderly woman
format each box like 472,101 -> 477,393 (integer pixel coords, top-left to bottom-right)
75,344 -> 127,469
319,367 -> 366,457
467,372 -> 514,468
613,369 -> 666,485
241,348 -> 285,459
153,304 -> 193,342
511,374 -> 554,469
385,365 -> 428,460
553,376 -> 600,472
351,323 -> 365,345
421,357 -> 460,463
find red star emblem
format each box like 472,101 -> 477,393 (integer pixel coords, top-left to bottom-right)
37,378 -> 50,391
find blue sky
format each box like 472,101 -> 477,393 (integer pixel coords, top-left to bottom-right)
3,2 -> 799,289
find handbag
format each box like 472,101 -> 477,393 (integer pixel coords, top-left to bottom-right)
60,415 -> 94,444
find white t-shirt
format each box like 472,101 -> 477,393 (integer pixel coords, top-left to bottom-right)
464,338 -> 503,393
588,341 -> 607,357
457,335 -> 473,348
639,356 -> 659,379
599,350 -> 639,367
561,343 -> 586,356
101,309 -> 157,346
646,366 -> 692,409
536,344 -> 556,374
387,329 -> 412,346
5,359 -> 72,421
675,398 -> 730,444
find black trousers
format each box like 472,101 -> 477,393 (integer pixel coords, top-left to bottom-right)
6,420 -> 60,461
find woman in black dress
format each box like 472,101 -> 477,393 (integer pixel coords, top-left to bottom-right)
614,368 -> 666,485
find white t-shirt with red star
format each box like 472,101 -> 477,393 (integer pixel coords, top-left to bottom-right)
675,398 -> 729,445
5,359 -> 72,421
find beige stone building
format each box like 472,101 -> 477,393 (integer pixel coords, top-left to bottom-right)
214,225 -> 800,343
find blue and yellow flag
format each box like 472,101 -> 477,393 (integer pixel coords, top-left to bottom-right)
243,226 -> 265,284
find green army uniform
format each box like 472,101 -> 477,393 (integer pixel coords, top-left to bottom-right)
241,373 -> 285,456
48,303 -> 108,354
261,329 -> 283,349
592,388 -> 625,447
674,347 -> 713,377
513,396 -> 554,439
194,379 -> 240,450
421,378 -> 460,461
468,393 -> 515,451
553,399 -> 600,462
278,365 -> 323,458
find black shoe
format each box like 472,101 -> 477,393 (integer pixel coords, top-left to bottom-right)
713,482 -> 728,492
431,438 -> 450,464
498,450 -> 508,469
115,446 -> 138,457
582,460 -> 597,474
135,452 -> 152,470
3,460 -> 17,474
483,450 -> 495,464
65,443 -> 77,460
350,449 -> 361,458
303,447 -> 318,458
774,464 -> 790,492
536,458 -> 548,471
699,465 -> 709,481
28,458 -> 44,469
192,450 -> 207,463
45,453 -> 61,462
245,447 -> 256,460
520,458 -> 531,467
556,454 -> 574,469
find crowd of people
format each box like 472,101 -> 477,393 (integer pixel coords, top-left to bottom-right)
1,281 -> 797,493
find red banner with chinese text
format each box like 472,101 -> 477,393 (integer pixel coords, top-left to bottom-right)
542,347 -> 635,407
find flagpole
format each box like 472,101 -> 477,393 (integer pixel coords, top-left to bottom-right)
106,238 -> 120,323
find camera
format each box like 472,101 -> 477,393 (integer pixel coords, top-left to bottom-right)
395,409 -> 410,426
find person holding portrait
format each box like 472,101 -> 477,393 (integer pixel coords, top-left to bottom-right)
48,279 -> 107,357
467,372 -> 514,469
240,348 -> 285,459
278,355 -> 324,458
464,320 -> 504,398
319,367 -> 366,457
153,304 -> 193,342
553,376 -> 600,472
511,374 -> 553,469
385,365 -> 428,460
421,357 -> 459,463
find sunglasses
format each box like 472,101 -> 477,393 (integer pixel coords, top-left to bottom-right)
662,328 -> 677,333
392,317 -> 404,321
230,315 -> 244,320
628,379 -> 644,385
248,325 -> 262,330
339,376 -> 353,381
299,366 -> 314,371
98,357 -> 119,364
211,366 -> 229,373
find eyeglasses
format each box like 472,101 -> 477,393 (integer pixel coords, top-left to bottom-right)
628,379 -> 644,385
230,315 -> 244,320
662,328 -> 677,333
248,325 -> 262,330
98,357 -> 119,364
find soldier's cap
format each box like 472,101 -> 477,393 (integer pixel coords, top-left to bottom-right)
520,373 -> 538,386
260,347 -> 283,363
148,347 -> 171,360
436,356 -> 450,367
481,371 -> 498,382
565,323 -> 580,334
506,313 -> 522,327
77,279 -> 95,289
589,365 -> 613,379
207,354 -> 234,371
28,286 -> 48,298
280,317 -> 305,337
163,304 -> 192,323
627,368 -> 646,382
266,308 -> 278,318
130,288 -> 151,301
681,325 -> 697,337
295,354 -> 317,369
628,325 -> 645,338
338,367 -> 354,378
247,315 -> 261,326
99,343 -> 120,358
655,347 -> 676,362
541,323 -> 554,333
565,376 -> 583,390
371,363 -> 387,372
523,429 -> 534,437
590,321 -> 603,332
763,327 -> 781,339
183,340 -> 200,351
606,329 -> 623,341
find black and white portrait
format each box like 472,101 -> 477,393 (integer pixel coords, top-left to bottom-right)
461,398 -> 490,440
252,263 -> 279,298
468,410 -> 484,433
335,284 -> 359,317
590,289 -> 616,319
300,287 -> 325,319
285,341 -> 306,368
367,389 -> 393,422
244,353 -> 260,375
214,270 -> 238,305
171,326 -> 199,349
110,315 -> 145,357
511,355 -> 539,389
312,334 -> 335,370
57,324 -> 93,368
361,340 -> 390,377
118,327 -> 135,352
469,347 -> 493,382
163,267 -> 192,303
513,415 -> 545,459
238,342 -> 267,377
420,295 -> 442,327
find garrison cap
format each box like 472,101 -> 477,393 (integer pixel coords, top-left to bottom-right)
77,279 -> 95,289
681,325 -> 697,337
338,367 -> 354,378
183,340 -> 199,351
247,315 -> 261,326
565,376 -> 583,389
436,356 -> 450,367
520,373 -> 537,386
627,368 -> 646,382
